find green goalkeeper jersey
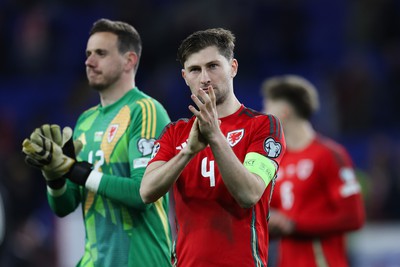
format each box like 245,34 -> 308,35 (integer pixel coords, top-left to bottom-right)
47,88 -> 172,267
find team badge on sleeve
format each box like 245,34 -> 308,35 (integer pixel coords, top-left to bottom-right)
137,138 -> 156,156
264,137 -> 282,158
227,129 -> 244,147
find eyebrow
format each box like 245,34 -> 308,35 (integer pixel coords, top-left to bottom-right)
186,59 -> 221,69
86,48 -> 108,54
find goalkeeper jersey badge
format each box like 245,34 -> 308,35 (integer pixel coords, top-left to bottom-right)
107,124 -> 119,143
226,129 -> 244,147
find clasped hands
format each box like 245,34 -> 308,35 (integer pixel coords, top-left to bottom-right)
22,124 -> 89,187
185,85 -> 221,154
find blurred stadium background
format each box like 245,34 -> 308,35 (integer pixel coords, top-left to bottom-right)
0,0 -> 399,266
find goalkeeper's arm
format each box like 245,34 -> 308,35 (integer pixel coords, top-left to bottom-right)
23,128 -> 149,210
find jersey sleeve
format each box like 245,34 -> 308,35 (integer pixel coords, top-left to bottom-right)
248,114 -> 286,164
96,99 -> 171,210
47,180 -> 82,216
294,144 -> 365,235
149,120 -> 186,164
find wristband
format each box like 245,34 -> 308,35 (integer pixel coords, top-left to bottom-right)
65,161 -> 93,186
46,178 -> 66,189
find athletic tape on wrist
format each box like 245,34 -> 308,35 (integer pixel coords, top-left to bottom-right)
47,184 -> 67,197
85,170 -> 103,193
243,152 -> 276,187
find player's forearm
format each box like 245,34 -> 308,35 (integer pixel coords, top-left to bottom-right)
140,150 -> 195,204
293,196 -> 365,236
90,173 -> 149,209
209,135 -> 265,208
47,181 -> 81,217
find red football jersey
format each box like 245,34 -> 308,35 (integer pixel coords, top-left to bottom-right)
150,105 -> 286,267
270,135 -> 365,267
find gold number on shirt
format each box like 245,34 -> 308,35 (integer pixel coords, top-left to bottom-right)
201,157 -> 215,187
88,150 -> 105,171
280,181 -> 294,210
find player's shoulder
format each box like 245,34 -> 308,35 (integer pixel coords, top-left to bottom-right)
315,134 -> 345,150
166,117 -> 192,129
239,106 -> 264,117
77,105 -> 99,121
129,90 -> 170,119
240,106 -> 280,122
314,134 -> 350,160
157,117 -> 192,138
133,94 -> 164,109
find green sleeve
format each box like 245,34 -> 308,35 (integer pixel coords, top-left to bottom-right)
97,173 -> 146,209
47,180 -> 81,217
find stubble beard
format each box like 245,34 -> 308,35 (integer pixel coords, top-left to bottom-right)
215,87 -> 228,106
88,72 -> 121,92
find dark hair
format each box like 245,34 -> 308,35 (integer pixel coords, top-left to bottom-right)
177,28 -> 235,66
89,18 -> 142,69
261,75 -> 319,120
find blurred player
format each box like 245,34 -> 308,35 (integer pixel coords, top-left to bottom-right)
140,28 -> 286,267
22,19 -> 172,266
261,75 -> 365,267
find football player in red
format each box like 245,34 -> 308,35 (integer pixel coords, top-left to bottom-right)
140,28 -> 286,267
261,75 -> 365,267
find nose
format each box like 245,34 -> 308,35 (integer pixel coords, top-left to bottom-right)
200,69 -> 211,85
85,54 -> 95,67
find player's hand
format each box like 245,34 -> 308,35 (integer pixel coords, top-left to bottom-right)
36,124 -> 83,160
268,209 -> 295,237
184,118 -> 208,155
22,131 -> 75,181
188,85 -> 221,141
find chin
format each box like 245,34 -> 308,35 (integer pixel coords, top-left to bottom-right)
90,83 -> 106,91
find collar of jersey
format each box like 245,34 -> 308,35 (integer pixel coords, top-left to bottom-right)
97,87 -> 138,113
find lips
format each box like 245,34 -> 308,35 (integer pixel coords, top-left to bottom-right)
87,70 -> 101,79
200,86 -> 215,92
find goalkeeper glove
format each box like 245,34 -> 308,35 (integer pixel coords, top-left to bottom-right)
23,132 -> 93,186
36,124 -> 82,159
22,124 -> 86,188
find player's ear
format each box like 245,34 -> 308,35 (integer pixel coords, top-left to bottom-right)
125,51 -> 138,72
181,69 -> 189,86
230,59 -> 238,78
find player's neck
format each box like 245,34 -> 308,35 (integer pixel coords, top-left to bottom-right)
99,78 -> 135,107
216,94 -> 241,118
284,120 -> 315,151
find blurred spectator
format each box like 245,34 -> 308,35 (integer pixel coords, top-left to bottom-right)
366,134 -> 400,221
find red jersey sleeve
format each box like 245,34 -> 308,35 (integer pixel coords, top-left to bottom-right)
248,114 -> 286,164
149,121 -> 181,163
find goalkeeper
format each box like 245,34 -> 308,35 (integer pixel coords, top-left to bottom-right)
22,19 -> 171,267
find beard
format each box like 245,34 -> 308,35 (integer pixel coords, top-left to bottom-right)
214,87 -> 228,105
88,71 -> 121,92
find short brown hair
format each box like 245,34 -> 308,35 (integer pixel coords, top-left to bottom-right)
177,28 -> 235,66
261,75 -> 319,120
89,18 -> 142,69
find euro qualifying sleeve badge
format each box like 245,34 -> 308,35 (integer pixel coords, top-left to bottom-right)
264,138 -> 282,158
